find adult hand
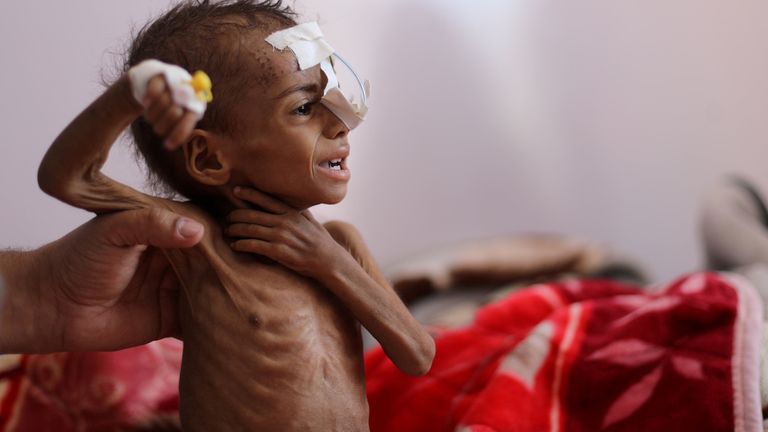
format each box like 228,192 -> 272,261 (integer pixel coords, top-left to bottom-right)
0,208 -> 204,353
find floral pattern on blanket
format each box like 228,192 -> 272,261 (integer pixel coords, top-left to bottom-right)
365,273 -> 763,432
0,339 -> 181,431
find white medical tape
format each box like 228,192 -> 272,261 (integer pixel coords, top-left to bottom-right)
319,58 -> 338,95
266,22 -> 369,130
127,59 -> 206,119
320,88 -> 363,130
265,22 -> 335,71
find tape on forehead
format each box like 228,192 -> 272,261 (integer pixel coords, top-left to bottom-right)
265,22 -> 367,130
265,22 -> 335,71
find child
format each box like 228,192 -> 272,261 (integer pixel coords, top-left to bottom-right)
37,1 -> 434,430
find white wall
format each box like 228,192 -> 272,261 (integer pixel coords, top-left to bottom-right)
3,0 -> 768,281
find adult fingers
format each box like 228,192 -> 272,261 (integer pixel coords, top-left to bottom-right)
101,208 -> 204,249
164,111 -> 199,150
233,186 -> 292,214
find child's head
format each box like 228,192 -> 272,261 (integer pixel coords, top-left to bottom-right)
126,0 -> 352,210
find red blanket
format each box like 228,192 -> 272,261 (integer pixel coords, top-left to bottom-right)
365,273 -> 763,432
1,273 -> 762,431
0,340 -> 181,431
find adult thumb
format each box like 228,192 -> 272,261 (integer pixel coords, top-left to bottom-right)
103,208 -> 204,249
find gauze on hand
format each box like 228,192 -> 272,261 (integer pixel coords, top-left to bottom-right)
127,60 -> 208,119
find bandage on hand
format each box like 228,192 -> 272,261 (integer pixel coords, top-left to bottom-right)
127,60 -> 212,150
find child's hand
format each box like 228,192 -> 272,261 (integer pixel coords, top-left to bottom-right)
226,186 -> 345,278
127,60 -> 210,151
142,75 -> 201,150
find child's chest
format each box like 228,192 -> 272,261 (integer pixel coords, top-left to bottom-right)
168,234 -> 359,359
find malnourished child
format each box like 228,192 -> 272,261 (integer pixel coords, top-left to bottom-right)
37,1 -> 435,430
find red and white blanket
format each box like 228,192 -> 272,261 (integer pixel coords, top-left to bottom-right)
0,272 -> 763,431
0,339 -> 181,431
365,273 -> 763,432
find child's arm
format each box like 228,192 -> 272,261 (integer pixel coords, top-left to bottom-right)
227,187 -> 435,376
322,220 -> 436,374
38,73 -> 198,213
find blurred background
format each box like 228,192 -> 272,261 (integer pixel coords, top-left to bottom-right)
2,0 -> 768,282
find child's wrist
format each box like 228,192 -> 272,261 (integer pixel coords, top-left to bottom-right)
315,245 -> 356,290
113,75 -> 144,115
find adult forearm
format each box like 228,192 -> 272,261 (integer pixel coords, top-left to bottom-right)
0,248 -> 49,353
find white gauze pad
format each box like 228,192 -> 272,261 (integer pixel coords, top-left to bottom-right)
266,22 -> 368,130
128,59 -> 207,119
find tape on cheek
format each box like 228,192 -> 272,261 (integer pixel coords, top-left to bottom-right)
127,59 -> 207,119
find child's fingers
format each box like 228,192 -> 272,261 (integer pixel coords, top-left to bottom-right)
227,209 -> 280,226
226,223 -> 274,240
233,187 -> 292,214
144,76 -> 170,118
164,111 -> 199,151
153,105 -> 184,137
144,75 -> 167,102
145,92 -> 172,125
231,239 -> 273,256
300,209 -> 320,225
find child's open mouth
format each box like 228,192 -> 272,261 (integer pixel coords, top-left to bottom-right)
319,156 -> 350,181
328,159 -> 343,171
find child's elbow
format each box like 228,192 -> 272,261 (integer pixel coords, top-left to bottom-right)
37,162 -> 82,204
400,335 -> 436,376
37,164 -> 62,198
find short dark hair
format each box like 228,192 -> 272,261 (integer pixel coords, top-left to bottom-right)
125,0 -> 296,199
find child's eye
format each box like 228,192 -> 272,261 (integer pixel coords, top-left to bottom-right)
293,102 -> 314,116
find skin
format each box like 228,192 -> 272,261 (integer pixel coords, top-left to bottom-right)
0,208 -> 204,354
221,46 -> 351,209
37,28 -> 434,431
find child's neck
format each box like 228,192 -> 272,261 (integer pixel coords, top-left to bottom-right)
190,193 -> 271,224
191,194 -> 240,221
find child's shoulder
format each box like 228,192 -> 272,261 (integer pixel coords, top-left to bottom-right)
323,220 -> 361,240
323,220 -> 370,257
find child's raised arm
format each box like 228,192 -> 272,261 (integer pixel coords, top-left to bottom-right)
38,71 -> 198,214
227,187 -> 436,376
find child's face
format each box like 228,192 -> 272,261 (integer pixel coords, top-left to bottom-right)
222,41 -> 351,210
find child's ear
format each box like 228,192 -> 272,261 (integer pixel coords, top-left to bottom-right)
182,130 -> 231,186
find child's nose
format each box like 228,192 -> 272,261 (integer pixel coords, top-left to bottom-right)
322,106 -> 349,140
